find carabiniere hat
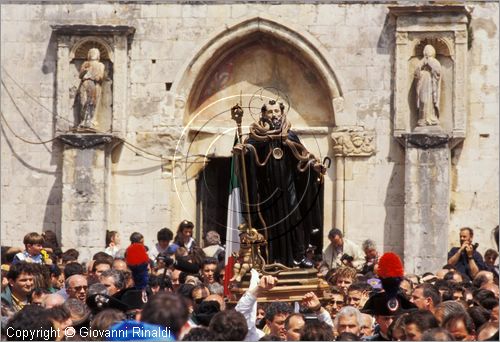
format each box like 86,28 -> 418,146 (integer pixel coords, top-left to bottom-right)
361,252 -> 417,316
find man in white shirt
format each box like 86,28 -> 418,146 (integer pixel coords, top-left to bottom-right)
322,228 -> 364,272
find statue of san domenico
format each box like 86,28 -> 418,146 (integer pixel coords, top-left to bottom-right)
233,100 -> 327,268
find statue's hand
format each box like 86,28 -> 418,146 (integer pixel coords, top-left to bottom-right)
313,162 -> 326,174
232,144 -> 245,153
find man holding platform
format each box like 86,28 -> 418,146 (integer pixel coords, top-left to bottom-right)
233,99 -> 326,268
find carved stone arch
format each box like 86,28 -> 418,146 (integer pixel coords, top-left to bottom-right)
70,36 -> 114,62
413,37 -> 454,59
170,15 -> 345,126
168,16 -> 341,239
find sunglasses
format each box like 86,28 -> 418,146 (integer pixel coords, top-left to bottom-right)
71,286 -> 88,292
328,300 -> 344,305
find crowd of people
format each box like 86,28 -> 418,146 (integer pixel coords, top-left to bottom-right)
1,222 -> 498,341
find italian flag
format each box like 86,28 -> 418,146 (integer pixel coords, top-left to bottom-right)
224,136 -> 243,297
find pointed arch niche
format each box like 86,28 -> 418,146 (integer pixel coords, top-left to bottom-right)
174,17 -> 344,131
188,35 -> 335,128
170,17 -> 343,242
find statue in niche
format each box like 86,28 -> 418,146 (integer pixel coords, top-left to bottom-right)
77,48 -> 105,129
414,44 -> 441,127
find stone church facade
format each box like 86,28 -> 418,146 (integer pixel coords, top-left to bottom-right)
1,1 -> 498,273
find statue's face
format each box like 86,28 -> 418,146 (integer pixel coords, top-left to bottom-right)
423,45 -> 435,58
352,136 -> 363,147
88,48 -> 100,61
263,102 -> 283,128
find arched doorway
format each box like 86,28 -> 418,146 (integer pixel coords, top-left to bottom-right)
170,17 -> 343,247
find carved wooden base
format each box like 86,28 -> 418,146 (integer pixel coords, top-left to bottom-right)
228,268 -> 329,303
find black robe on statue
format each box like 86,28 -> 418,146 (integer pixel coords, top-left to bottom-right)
238,130 -> 324,267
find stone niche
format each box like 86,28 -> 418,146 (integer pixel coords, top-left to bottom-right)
391,5 -> 469,143
389,5 -> 470,274
52,25 -> 135,135
51,25 -> 134,261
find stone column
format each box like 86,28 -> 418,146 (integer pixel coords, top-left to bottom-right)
59,134 -> 113,262
334,157 -> 345,230
402,133 -> 451,274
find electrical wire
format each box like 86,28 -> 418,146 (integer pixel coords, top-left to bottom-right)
1,74 -> 221,164
0,111 -> 58,144
1,67 -> 73,125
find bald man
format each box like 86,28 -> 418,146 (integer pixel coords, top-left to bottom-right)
42,293 -> 65,309
205,294 -> 225,311
112,259 -> 128,271
65,275 -> 88,302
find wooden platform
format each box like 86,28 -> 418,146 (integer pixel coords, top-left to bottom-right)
228,268 -> 329,303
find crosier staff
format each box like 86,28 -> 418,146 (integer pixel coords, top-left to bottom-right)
231,104 -> 263,266
231,104 -> 251,229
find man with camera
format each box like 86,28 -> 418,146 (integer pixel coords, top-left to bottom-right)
321,228 -> 365,272
447,227 -> 486,279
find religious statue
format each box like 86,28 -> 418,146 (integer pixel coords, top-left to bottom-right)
230,223 -> 267,282
414,44 -> 441,127
77,48 -> 105,129
232,100 -> 327,269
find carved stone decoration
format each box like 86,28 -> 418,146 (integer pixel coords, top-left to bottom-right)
331,128 -> 375,157
402,133 -> 450,149
58,133 -> 114,149
414,44 -> 441,127
396,32 -> 408,44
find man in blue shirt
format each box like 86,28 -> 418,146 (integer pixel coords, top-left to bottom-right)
447,227 -> 486,279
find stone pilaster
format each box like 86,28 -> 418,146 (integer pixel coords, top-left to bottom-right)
59,133 -> 113,262
402,133 -> 450,274
331,127 -> 375,235
389,5 -> 469,271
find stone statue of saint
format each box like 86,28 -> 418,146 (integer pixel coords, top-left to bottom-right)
414,44 -> 441,127
77,48 -> 105,129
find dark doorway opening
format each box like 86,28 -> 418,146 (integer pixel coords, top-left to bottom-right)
196,158 -> 231,246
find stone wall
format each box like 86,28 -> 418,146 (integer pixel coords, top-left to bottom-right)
1,1 -> 498,265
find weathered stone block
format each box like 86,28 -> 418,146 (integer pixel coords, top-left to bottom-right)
141,4 -> 157,18
316,5 -> 344,26
130,60 -> 152,83
157,4 -> 182,18
293,4 -> 317,26
205,5 -> 229,18
1,4 -> 29,21
231,4 -> 251,19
